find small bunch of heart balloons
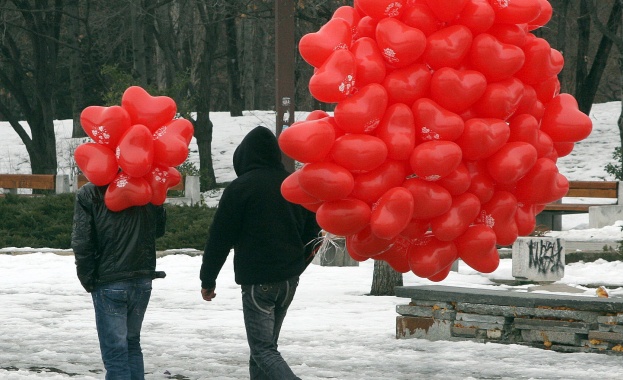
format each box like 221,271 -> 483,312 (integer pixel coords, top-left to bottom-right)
75,86 -> 194,212
278,0 -> 593,281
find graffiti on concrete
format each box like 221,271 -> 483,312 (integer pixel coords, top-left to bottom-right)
528,238 -> 564,274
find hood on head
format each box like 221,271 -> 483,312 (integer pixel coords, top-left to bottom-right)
233,126 -> 284,176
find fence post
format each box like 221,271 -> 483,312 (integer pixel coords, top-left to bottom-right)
55,174 -> 70,194
185,175 -> 200,205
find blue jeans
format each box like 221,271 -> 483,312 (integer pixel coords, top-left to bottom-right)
91,278 -> 152,380
241,276 -> 301,380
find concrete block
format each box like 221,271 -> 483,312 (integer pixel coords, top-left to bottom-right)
512,237 -> 565,282
513,318 -> 591,334
455,312 -> 507,325
396,305 -> 456,320
589,205 -> 623,229
588,331 -> 623,343
456,302 -> 601,323
521,329 -> 582,346
55,174 -> 70,194
408,300 -> 455,309
396,316 -> 453,340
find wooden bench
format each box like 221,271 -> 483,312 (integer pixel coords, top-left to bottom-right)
537,181 -> 622,231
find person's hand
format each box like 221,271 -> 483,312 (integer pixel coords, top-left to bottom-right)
201,287 -> 216,301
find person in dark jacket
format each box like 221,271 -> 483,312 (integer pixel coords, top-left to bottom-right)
72,183 -> 166,380
200,126 -> 320,380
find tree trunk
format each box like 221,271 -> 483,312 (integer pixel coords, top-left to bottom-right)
131,1 -> 147,86
225,13 -> 244,116
370,260 -> 403,296
575,0 -> 591,100
66,1 -> 87,138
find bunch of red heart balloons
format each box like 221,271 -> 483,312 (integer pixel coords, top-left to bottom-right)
279,0 -> 593,281
75,86 -> 194,212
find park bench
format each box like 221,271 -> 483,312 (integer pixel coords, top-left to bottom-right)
536,181 -> 622,231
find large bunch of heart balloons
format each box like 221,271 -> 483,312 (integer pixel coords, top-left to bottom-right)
278,0 -> 593,281
75,86 -> 193,212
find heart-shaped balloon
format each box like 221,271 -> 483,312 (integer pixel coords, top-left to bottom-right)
145,165 -> 182,205
455,224 -> 500,273
299,18 -> 352,68
74,143 -> 119,186
532,75 -> 561,104
472,77 -> 525,120
334,83 -> 388,134
298,162 -> 354,201
528,0 -> 553,31
375,18 -> 426,69
375,103 -> 416,160
356,16 -> 378,39
370,187 -> 414,240
469,33 -> 525,82
514,158 -> 569,205
508,114 -> 539,147
455,118 -> 509,160
408,234 -> 459,278
330,134 -> 388,173
401,1 -> 443,36
80,105 -> 131,148
540,93 -> 593,143
515,202 -> 537,236
351,37 -> 386,87
332,5 -> 361,38
403,177 -> 453,220
430,192 -> 481,241
278,119 -> 336,163
121,86 -> 176,133
514,37 -> 564,85
410,141 -> 463,181
514,85 -> 545,119
430,68 -> 487,114
487,23 -> 528,46
346,225 -> 395,258
316,198 -> 371,236
375,240 -> 412,273
412,98 -> 465,142
424,25 -> 473,70
452,0 -> 495,35
553,141 -> 575,158
351,160 -> 408,204
116,124 -> 154,178
309,49 -> 357,103
382,63 -> 431,105
425,0 -> 469,21
400,219 -> 430,239
489,0 -> 542,24
466,160 -> 496,203
281,170 -> 321,205
534,130 -> 554,158
476,190 -> 519,245
104,172 -> 153,212
153,118 -> 194,167
486,142 -> 538,184
356,0 -> 405,19
436,162 -> 471,195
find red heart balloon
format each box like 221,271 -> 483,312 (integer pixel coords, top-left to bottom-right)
153,118 -> 194,167
508,114 -> 539,147
80,105 -> 131,148
116,124 -> 154,178
316,198 -> 371,236
412,98 -> 465,142
489,0 -> 542,24
514,37 -> 564,85
408,234 -> 459,278
540,94 -> 593,143
514,158 -> 569,205
145,165 -> 181,205
281,171 -> 321,205
466,160 -> 495,203
475,190 -> 518,246
472,77 -> 524,120
400,219 -> 430,239
455,118 -> 509,160
401,2 -> 443,36
309,49 -> 357,103
514,85 -> 545,119
528,0 -> 553,31
515,202 -> 537,236
452,0 -> 495,35
430,192 -> 481,241
298,162 -> 354,201
357,0 -> 405,19
330,134 -> 388,173
382,63 -> 431,105
299,18 -> 352,68
424,25 -> 473,70
427,262 -> 454,282
334,83 -> 388,134
278,119 -> 336,163
403,177 -> 453,220
370,187 -> 414,240
486,142 -> 538,184
351,37 -> 386,87
356,16 -> 378,39
455,225 -> 500,273
436,162 -> 471,195
376,241 -> 412,273
532,75 -> 561,104
554,141 -> 575,158
425,0 -> 469,21
410,141 -> 463,181
351,160 -> 408,204
430,68 -> 487,114
346,225 -> 395,258
487,23 -> 528,46
74,143 -> 119,186
121,86 -> 176,133
332,5 -> 361,38
469,33 -> 525,82
534,130 -> 554,158
375,103 -> 416,160
104,172 -> 153,212
375,18 -> 426,69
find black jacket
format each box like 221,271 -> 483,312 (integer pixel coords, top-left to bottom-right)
200,126 -> 320,289
71,183 -> 166,292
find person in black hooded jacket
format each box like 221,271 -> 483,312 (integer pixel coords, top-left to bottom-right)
200,125 -> 320,380
72,183 -> 166,379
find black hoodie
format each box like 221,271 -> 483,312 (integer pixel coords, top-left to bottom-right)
200,126 -> 320,289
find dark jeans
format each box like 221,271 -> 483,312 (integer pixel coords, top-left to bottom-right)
91,278 -> 152,380
241,276 -> 301,380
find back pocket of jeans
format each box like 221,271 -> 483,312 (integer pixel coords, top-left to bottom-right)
101,289 -> 127,315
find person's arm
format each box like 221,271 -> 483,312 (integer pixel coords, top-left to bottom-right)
71,189 -> 98,292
